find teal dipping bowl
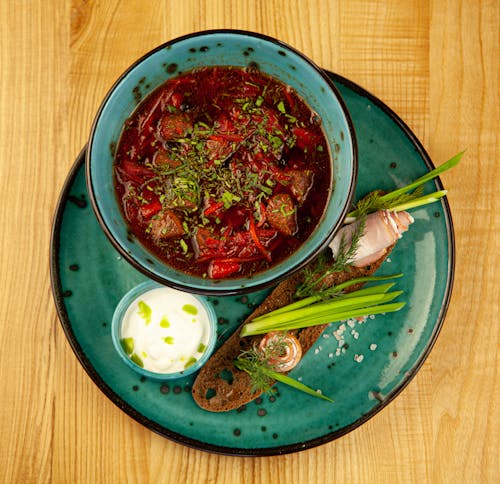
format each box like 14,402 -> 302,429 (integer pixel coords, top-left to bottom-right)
111,281 -> 218,380
86,30 -> 357,295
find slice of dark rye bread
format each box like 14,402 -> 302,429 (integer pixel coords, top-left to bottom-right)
191,248 -> 394,412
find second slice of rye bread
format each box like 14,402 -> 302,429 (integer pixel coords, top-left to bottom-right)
191,249 -> 393,412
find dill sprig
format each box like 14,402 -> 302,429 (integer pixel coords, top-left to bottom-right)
295,216 -> 366,299
234,345 -> 334,403
349,186 -> 424,220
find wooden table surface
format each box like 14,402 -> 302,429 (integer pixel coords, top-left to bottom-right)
1,1 -> 498,482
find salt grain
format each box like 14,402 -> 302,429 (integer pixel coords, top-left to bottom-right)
354,354 -> 364,363
370,343 -> 378,351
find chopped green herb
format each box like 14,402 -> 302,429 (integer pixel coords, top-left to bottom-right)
221,190 -> 241,209
277,100 -> 286,113
163,336 -> 175,345
197,343 -> 207,353
179,239 -> 189,254
159,317 -> 170,328
137,300 -> 152,325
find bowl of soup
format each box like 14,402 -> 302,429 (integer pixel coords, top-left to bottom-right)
86,30 -> 357,295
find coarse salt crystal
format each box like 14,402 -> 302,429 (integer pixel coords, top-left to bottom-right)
354,354 -> 364,363
347,320 -> 356,328
370,344 -> 378,351
328,353 -> 334,358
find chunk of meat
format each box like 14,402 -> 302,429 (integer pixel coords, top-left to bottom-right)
152,149 -> 182,170
148,210 -> 185,240
286,169 -> 314,204
266,193 -> 298,236
157,113 -> 192,141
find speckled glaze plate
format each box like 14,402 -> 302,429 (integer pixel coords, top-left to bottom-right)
50,72 -> 454,456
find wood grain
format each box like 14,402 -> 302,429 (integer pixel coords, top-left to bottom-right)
0,0 -> 498,482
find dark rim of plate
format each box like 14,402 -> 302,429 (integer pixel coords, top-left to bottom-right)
50,70 -> 455,457
85,29 -> 358,296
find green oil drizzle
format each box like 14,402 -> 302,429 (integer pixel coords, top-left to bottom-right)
182,304 -> 198,315
130,353 -> 144,368
184,356 -> 197,369
137,300 -> 152,325
120,337 -> 134,355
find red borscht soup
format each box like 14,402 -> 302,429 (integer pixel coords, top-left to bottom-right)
114,66 -> 332,279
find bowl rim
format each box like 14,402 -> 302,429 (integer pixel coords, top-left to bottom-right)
86,28 -> 358,295
110,280 -> 218,379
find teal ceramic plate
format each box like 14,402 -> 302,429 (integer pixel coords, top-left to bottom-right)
50,72 -> 454,456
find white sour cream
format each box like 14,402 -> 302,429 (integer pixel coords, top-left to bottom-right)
119,287 -> 212,374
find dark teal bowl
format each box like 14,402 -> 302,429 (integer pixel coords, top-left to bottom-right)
86,30 -> 357,295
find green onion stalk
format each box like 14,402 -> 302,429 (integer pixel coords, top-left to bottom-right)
240,275 -> 406,337
344,151 -> 463,224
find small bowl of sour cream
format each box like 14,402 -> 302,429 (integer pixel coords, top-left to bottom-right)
111,281 -> 217,379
